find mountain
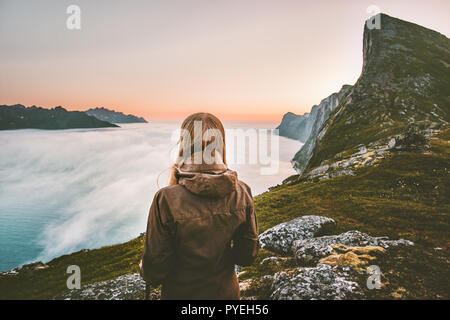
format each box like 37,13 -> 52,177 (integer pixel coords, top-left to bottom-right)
0,104 -> 119,130
85,107 -> 148,123
283,14 -> 449,175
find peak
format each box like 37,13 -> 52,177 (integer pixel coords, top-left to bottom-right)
362,13 -> 449,48
360,13 -> 450,86
366,13 -> 448,37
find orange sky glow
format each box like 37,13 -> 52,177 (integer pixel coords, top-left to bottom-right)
1,0 -> 449,122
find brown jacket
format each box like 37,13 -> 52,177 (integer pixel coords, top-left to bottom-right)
140,163 -> 259,300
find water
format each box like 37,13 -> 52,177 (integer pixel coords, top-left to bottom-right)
0,122 -> 302,271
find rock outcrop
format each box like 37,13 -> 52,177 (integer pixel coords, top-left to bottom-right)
54,273 -> 156,300
258,215 -> 336,254
270,264 -> 360,300
318,244 -> 386,271
249,215 -> 414,300
292,230 -> 413,264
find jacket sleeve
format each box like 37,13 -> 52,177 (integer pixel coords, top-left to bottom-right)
140,191 -> 175,285
232,200 -> 259,266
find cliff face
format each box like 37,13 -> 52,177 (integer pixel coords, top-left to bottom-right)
303,14 -> 449,175
282,14 -> 449,175
277,85 -> 351,144
0,105 -> 119,130
85,107 -> 148,124
289,85 -> 352,172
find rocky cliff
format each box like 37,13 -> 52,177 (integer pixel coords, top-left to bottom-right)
281,14 -> 449,175
301,14 -> 449,177
290,85 -> 352,172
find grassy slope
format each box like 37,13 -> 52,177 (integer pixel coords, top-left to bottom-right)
1,130 -> 449,300
257,131 -> 449,242
241,129 -> 450,299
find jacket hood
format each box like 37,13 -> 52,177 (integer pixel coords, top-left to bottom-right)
177,163 -> 238,197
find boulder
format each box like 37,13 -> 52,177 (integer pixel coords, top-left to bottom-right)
259,215 -> 336,254
270,264 -> 360,300
293,230 -> 413,264
54,273 -> 154,300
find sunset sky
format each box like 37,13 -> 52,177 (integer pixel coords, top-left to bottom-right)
1,0 -> 449,121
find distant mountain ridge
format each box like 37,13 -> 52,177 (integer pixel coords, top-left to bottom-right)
85,107 -> 148,123
0,104 -> 119,130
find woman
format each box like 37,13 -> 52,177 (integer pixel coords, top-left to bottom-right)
140,112 -> 259,300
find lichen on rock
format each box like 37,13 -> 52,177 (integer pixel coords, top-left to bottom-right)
318,244 -> 385,271
259,215 -> 336,254
270,264 -> 361,300
292,230 -> 413,265
54,273 -> 152,300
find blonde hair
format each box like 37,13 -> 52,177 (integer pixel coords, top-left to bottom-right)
169,113 -> 227,185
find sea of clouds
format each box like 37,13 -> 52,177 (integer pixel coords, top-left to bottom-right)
0,122 -> 302,270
